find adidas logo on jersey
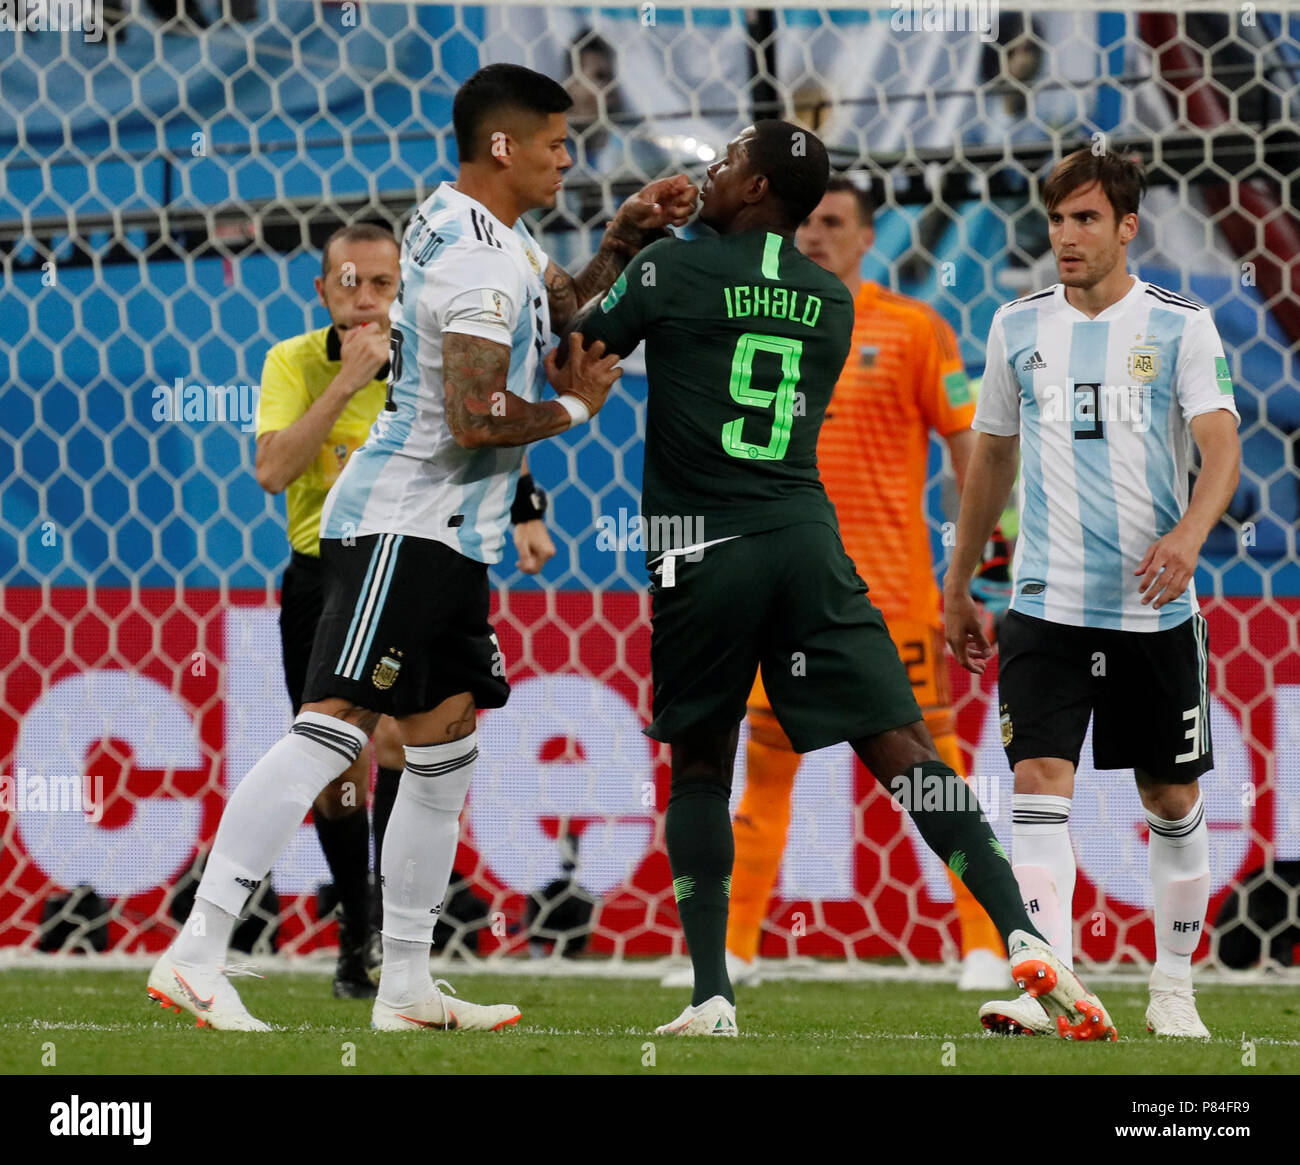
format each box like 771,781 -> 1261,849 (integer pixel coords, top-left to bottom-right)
1021,349 -> 1047,371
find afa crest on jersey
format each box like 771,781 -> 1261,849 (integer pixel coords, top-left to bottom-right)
372,650 -> 403,690
1127,344 -> 1160,383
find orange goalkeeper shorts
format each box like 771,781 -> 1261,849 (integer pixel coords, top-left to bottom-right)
748,617 -> 954,742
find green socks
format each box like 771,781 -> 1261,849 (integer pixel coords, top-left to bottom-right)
665,777 -> 735,1006
893,761 -> 1045,947
663,758 -> 1040,1003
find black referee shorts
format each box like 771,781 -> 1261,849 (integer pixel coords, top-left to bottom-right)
997,609 -> 1213,783
279,551 -> 325,711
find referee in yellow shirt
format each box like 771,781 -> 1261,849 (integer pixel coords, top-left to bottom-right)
255,223 -> 407,998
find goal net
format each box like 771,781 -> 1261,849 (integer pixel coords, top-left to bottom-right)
1,1 -> 1297,974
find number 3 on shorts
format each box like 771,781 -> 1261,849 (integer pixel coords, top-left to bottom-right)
1176,703 -> 1203,765
721,332 -> 803,462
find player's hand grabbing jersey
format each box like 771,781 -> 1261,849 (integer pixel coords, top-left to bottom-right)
974,278 -> 1240,631
580,230 -> 854,558
321,183 -> 550,563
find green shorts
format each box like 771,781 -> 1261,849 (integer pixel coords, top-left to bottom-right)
646,521 -> 923,753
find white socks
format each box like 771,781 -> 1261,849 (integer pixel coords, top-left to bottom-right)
378,734 -> 478,1006
1147,794 -> 1210,979
1008,789 -> 1209,981
1011,793 -> 1076,966
174,711 -> 367,967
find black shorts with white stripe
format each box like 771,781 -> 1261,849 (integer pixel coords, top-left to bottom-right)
301,534 -> 510,718
997,609 -> 1213,783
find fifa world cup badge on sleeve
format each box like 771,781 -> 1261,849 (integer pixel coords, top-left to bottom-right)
1215,356 -> 1234,395
601,273 -> 627,312
478,290 -> 507,325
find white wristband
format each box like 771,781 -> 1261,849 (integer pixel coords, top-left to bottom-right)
557,395 -> 591,428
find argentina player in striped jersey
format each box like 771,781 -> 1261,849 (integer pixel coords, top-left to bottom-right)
147,63 -> 697,1032
944,149 -> 1241,1038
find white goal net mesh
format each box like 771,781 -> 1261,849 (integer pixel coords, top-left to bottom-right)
1,1 -> 1297,973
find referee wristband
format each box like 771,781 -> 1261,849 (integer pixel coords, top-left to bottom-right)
510,473 -> 548,524
557,395 -> 591,428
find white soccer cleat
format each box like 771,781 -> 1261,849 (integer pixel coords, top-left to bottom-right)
659,951 -> 759,989
1146,967 -> 1210,1038
958,948 -> 1011,992
979,990 -> 1053,1035
1004,929 -> 1118,1041
371,979 -> 521,1032
655,994 -> 738,1037
147,951 -> 270,1032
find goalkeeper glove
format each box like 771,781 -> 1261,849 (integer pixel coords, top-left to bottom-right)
970,524 -> 1012,616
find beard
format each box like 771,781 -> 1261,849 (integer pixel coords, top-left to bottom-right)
1056,236 -> 1123,289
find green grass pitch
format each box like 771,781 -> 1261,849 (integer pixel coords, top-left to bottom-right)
1,969 -> 1297,1076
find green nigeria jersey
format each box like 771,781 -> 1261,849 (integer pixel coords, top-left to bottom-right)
581,230 -> 854,558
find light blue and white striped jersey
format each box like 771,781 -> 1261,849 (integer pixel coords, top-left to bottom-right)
321,183 -> 550,563
974,277 -> 1239,631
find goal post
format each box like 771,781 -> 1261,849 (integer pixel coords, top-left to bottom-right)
1,1 -> 1297,974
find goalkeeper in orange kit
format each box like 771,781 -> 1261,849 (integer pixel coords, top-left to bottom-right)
711,178 -> 1009,990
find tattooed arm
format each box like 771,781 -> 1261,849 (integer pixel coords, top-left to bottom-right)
443,331 -> 622,449
443,333 -> 570,449
545,174 -> 699,331
545,233 -> 640,332
544,262 -> 581,335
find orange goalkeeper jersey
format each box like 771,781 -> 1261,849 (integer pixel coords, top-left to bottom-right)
818,281 -> 974,629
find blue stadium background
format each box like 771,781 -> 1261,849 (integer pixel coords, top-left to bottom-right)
1,3 -> 1295,596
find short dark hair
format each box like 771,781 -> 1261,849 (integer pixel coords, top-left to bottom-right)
822,176 -> 874,227
1042,148 -> 1147,220
453,63 -> 573,163
744,119 -> 830,227
321,223 -> 398,279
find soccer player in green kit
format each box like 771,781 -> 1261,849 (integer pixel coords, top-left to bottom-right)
576,120 -> 1118,1040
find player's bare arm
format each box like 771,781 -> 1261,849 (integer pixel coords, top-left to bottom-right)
255,323 -> 389,493
444,331 -> 567,447
443,331 -> 621,448
543,262 -> 584,332
944,427 -> 976,492
943,430 -> 1019,672
545,174 -> 698,330
1135,409 -> 1241,609
512,516 -> 556,574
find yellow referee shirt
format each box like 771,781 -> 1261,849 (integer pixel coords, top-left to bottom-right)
255,325 -> 388,557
